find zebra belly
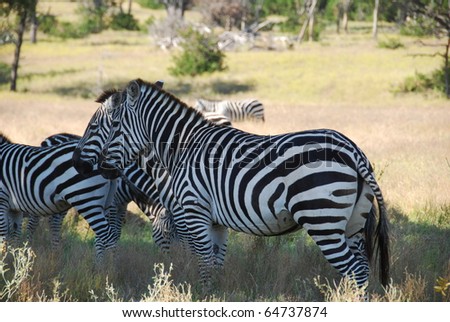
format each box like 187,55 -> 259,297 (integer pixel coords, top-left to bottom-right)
217,206 -> 299,236
8,191 -> 70,216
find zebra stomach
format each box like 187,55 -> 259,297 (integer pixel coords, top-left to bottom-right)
217,208 -> 300,236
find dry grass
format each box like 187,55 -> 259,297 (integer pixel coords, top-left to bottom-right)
0,13 -> 449,301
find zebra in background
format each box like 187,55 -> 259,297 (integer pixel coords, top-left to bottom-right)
0,133 -> 120,260
194,98 -> 265,122
201,112 -> 232,127
73,79 -> 389,290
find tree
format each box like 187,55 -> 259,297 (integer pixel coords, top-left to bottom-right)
160,0 -> 192,20
29,0 -> 38,43
372,0 -> 380,39
297,0 -> 318,43
407,0 -> 450,98
1,0 -> 37,91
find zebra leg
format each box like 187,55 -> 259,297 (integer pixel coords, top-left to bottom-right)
184,214 -> 217,291
26,214 -> 40,244
0,189 -> 10,254
210,224 -> 228,269
71,204 -> 117,262
345,183 -> 376,285
48,212 -> 67,251
302,218 -> 369,287
7,210 -> 23,247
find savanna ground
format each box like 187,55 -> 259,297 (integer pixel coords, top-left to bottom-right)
0,2 -> 449,302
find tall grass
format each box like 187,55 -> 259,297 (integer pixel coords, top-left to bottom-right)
1,204 -> 448,302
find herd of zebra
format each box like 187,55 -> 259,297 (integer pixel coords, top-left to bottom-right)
0,78 -> 389,294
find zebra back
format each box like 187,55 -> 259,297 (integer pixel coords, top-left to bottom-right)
41,133 -> 81,147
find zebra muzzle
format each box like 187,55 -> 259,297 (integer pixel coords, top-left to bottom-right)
72,148 -> 94,177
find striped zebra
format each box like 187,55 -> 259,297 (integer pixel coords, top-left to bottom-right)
194,98 -> 265,122
200,112 -> 232,127
0,133 -> 119,260
73,79 -> 390,290
73,90 -> 235,267
23,132 -> 177,252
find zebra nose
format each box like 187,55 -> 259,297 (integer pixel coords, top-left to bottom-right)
72,148 -> 94,176
98,153 -> 121,180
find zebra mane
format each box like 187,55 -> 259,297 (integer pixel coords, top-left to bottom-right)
0,132 -> 12,145
95,88 -> 121,104
134,78 -> 212,125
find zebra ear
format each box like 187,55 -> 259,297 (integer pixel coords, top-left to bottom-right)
127,80 -> 140,106
106,92 -> 122,115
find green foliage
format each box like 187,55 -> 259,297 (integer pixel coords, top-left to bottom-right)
135,0 -> 164,9
378,37 -> 404,50
396,67 -> 448,96
110,12 -> 140,31
400,17 -> 436,37
37,13 -> 58,34
77,5 -> 108,34
169,28 -> 227,77
0,62 -> 10,85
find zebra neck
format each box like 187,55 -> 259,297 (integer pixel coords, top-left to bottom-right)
143,92 -> 209,174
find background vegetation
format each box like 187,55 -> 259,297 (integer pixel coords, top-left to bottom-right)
0,0 -> 449,302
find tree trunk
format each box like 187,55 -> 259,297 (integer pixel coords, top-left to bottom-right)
10,11 -> 27,92
30,7 -> 38,43
128,0 -> 132,15
372,0 -> 380,39
342,0 -> 351,34
297,0 -> 318,43
445,37 -> 449,98
164,0 -> 186,20
308,9 -> 315,42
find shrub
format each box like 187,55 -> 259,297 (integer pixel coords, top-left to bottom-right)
400,17 -> 436,37
395,67 -> 448,96
110,12 -> 140,31
378,37 -> 404,50
135,0 -> 164,9
169,28 -> 227,77
37,13 -> 58,35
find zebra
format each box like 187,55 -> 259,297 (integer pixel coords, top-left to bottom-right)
73,89 -> 235,268
0,133 -> 120,260
200,112 -> 232,127
73,79 -> 390,290
23,132 -> 178,253
25,133 -> 86,249
194,98 -> 265,122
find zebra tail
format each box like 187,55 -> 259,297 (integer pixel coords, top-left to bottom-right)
362,170 -> 390,287
375,200 -> 390,287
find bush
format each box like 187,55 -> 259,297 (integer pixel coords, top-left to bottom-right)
400,17 -> 436,37
395,67 -> 449,96
37,13 -> 58,34
110,12 -> 139,31
169,28 -> 227,77
135,0 -> 164,9
378,37 -> 404,50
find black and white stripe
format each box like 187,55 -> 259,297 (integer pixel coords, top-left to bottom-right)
0,133 -> 118,259
74,80 -> 388,289
195,98 -> 265,122
25,132 -> 177,252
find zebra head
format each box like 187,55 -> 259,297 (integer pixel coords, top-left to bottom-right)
148,208 -> 178,252
99,79 -> 152,174
73,89 -> 123,179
